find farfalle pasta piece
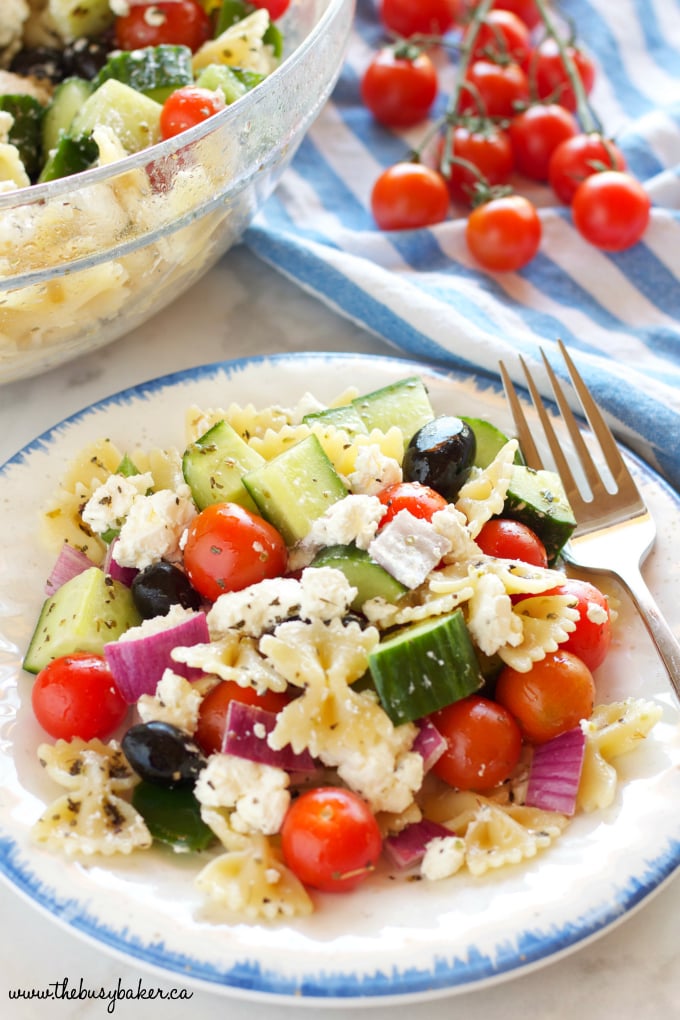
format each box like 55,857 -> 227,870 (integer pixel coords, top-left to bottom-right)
462,801 -> 567,876
455,440 -> 518,538
577,699 -> 663,812
32,739 -> 151,857
195,834 -> 313,920
364,566 -> 475,629
173,633 -> 289,694
497,594 -> 580,671
263,618 -> 422,814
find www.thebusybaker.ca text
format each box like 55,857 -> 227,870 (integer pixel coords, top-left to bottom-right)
8,976 -> 193,1014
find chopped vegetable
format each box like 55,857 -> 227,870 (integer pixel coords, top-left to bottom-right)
525,727 -> 587,816
384,819 -> 454,870
223,700 -> 318,773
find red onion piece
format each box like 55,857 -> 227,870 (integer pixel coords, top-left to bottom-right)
413,718 -> 448,772
45,544 -> 95,595
103,538 -> 138,587
525,726 -> 587,816
384,819 -> 455,869
223,700 -> 318,773
104,611 -> 209,703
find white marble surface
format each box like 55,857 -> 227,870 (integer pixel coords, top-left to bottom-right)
0,245 -> 678,1019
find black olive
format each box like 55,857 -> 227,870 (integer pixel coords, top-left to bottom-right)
9,46 -> 68,83
122,721 -> 207,788
62,35 -> 114,80
402,415 -> 477,500
131,561 -> 202,618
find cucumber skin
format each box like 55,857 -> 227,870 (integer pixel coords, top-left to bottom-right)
352,377 -> 434,443
41,77 -> 94,155
310,545 -> 406,610
368,610 -> 484,725
503,465 -> 577,563
182,419 -> 264,513
0,94 -> 43,179
94,45 -> 193,104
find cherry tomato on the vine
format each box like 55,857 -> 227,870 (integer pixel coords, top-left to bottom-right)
183,502 -> 287,601
571,170 -> 650,251
534,578 -> 611,671
466,9 -> 532,68
377,481 -> 448,527
194,680 -> 291,756
466,194 -> 541,272
361,46 -> 438,128
458,59 -> 530,119
549,133 -> 627,204
249,0 -> 291,19
32,653 -> 129,742
476,518 -> 548,567
490,0 -> 541,29
115,1 -> 211,52
508,103 -> 579,182
495,650 -> 596,743
160,86 -> 226,140
380,0 -> 460,37
281,787 -> 382,892
438,122 -> 514,205
529,38 -> 596,112
371,162 -> 450,230
431,695 -> 523,791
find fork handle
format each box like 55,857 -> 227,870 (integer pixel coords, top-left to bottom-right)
614,566 -> 680,702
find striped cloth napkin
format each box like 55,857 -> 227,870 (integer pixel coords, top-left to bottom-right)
245,0 -> 680,492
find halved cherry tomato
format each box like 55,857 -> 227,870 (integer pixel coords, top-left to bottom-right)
380,0 -> 460,37
459,59 -> 530,118
115,1 -> 211,52
529,38 -> 596,112
536,578 -> 612,671
377,481 -> 448,527
281,787 -> 382,892
160,86 -> 226,140
438,122 -> 514,205
361,46 -> 438,128
466,194 -> 541,272
32,653 -> 129,742
183,502 -> 287,601
495,650 -> 596,743
371,162 -> 450,230
509,103 -> 579,182
194,680 -> 291,756
476,518 -> 548,567
431,695 -> 523,790
571,170 -> 650,252
548,133 -> 627,204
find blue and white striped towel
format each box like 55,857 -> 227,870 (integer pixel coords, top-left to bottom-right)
245,0 -> 680,491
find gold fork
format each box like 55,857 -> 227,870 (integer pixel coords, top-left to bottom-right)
499,339 -> 680,701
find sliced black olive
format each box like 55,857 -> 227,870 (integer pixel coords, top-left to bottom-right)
131,561 -> 202,618
9,46 -> 68,83
62,35 -> 114,80
122,721 -> 207,789
402,415 -> 477,501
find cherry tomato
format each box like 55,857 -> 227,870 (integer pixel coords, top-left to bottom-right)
536,578 -> 612,671
115,1 -> 211,52
431,695 -> 523,791
371,162 -> 450,231
160,86 -> 226,140
249,0 -> 291,19
361,46 -> 438,128
508,103 -> 579,182
466,194 -> 541,272
281,787 -> 382,892
529,38 -> 596,112
466,9 -> 532,67
380,0 -> 460,37
194,680 -> 291,756
548,133 -> 627,204
495,650 -> 596,744
571,171 -> 650,252
183,502 -> 287,602
490,0 -> 541,29
476,518 -> 548,567
32,653 -> 129,742
459,59 -> 530,118
438,123 -> 514,205
377,481 -> 448,527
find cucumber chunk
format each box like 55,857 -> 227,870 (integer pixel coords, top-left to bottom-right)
367,610 -> 484,725
94,45 -> 193,104
352,377 -> 434,443
0,94 -> 43,179
242,434 -> 348,545
503,465 -> 577,563
38,133 -> 99,182
195,64 -> 248,104
42,77 -> 94,155
182,419 -> 264,512
70,79 -> 163,154
23,566 -> 141,674
310,545 -> 407,610
302,404 -> 369,437
462,416 -> 523,469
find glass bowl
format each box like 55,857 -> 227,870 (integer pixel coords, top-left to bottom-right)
0,0 -> 354,385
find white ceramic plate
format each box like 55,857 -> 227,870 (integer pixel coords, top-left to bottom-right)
1,352 -> 679,1006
